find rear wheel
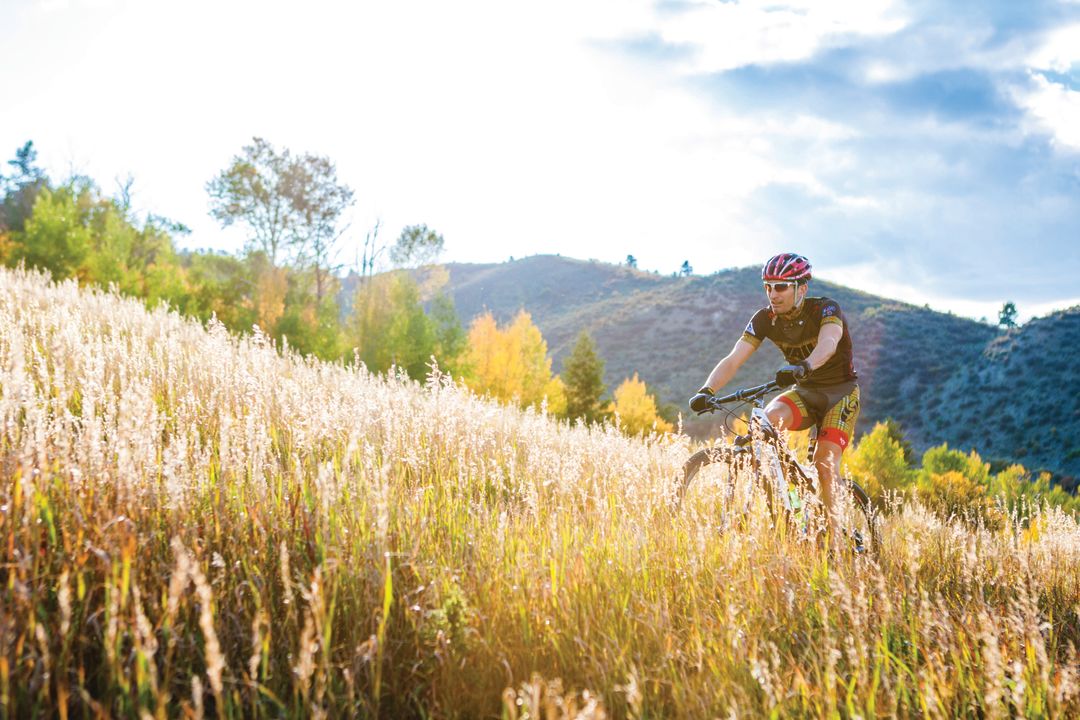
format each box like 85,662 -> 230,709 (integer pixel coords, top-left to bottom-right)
843,479 -> 881,556
772,442 -> 882,555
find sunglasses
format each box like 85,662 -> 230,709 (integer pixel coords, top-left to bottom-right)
763,281 -> 796,293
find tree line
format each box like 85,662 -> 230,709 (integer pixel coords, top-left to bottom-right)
0,139 -> 673,434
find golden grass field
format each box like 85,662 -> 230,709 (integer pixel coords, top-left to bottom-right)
1,266 -> 1078,718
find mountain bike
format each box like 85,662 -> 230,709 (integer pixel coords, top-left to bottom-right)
679,380 -> 881,555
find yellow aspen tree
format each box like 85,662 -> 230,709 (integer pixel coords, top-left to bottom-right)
542,375 -> 568,417
463,312 -> 501,395
0,231 -> 14,264
463,310 -> 565,414
254,265 -> 288,332
507,311 -> 551,406
608,373 -> 674,436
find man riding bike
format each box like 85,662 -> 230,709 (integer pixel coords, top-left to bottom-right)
689,252 -> 860,542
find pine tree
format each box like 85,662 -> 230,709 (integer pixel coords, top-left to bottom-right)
998,301 -> 1018,328
562,331 -> 607,424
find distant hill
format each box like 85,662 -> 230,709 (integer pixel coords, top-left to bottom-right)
343,255 -> 1079,481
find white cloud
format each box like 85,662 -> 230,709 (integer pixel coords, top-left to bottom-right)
655,0 -> 907,74
1011,23 -> 1080,152
1015,73 -> 1080,151
819,263 -> 1079,324
1027,23 -> 1080,73
855,23 -> 1003,83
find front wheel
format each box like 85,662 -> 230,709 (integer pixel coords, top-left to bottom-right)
677,446 -> 739,506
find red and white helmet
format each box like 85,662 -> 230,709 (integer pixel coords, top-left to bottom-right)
762,253 -> 812,282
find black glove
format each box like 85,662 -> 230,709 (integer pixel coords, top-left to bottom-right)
689,386 -> 715,413
775,361 -> 811,387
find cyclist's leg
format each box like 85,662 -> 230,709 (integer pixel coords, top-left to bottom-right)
813,438 -> 843,531
765,388 -> 816,433
814,385 -> 861,540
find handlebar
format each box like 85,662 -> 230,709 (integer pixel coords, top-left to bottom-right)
698,380 -> 781,414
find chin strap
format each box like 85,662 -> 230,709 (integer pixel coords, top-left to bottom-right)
792,283 -> 807,312
779,293 -> 806,319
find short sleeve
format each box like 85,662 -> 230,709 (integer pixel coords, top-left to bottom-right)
819,298 -> 844,328
740,309 -> 770,348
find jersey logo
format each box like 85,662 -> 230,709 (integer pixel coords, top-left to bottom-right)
821,305 -> 837,317
744,319 -> 757,336
774,340 -> 815,361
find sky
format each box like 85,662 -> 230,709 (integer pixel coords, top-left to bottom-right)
2,0 -> 1079,323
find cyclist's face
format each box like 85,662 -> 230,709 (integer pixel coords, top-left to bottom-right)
765,281 -> 800,312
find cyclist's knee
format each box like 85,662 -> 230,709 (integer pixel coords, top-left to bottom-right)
765,401 -> 794,431
818,427 -> 853,452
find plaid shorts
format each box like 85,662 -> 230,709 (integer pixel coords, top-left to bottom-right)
775,381 -> 861,450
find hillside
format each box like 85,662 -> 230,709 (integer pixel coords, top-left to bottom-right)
417,255 -> 1077,480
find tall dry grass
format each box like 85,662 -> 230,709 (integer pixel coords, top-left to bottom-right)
0,266 -> 1078,718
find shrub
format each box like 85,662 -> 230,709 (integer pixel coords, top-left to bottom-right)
844,422 -> 913,501
916,470 -> 998,524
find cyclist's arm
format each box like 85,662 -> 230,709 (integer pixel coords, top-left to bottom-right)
703,338 -> 757,392
805,323 -> 842,370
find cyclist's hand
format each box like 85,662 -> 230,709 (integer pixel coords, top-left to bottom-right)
689,387 -> 715,413
775,361 -> 811,387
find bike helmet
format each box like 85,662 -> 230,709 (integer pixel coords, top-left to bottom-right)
762,253 -> 812,282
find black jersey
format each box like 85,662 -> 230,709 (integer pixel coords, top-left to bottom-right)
740,296 -> 857,387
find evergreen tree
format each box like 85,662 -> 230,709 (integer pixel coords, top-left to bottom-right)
881,417 -> 915,464
998,301 -> 1018,328
1,141 -> 49,236
562,331 -> 607,424
5,141 -> 45,185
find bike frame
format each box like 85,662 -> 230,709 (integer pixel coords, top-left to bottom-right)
744,407 -> 817,514
704,382 -> 819,515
